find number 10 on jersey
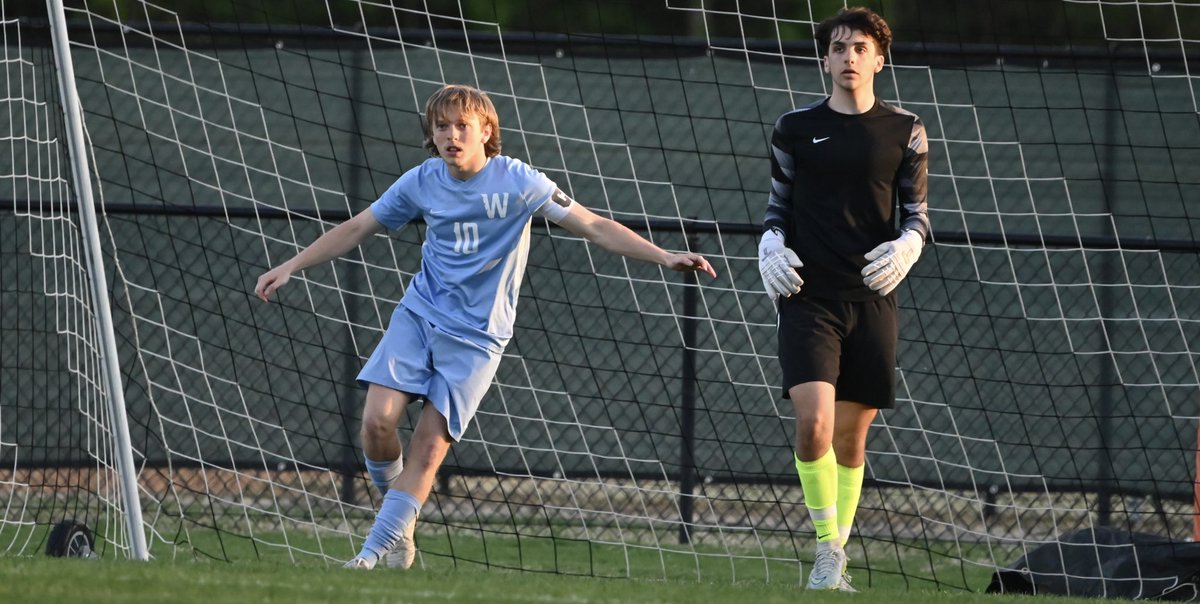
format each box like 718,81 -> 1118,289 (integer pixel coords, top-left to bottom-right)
454,222 -> 479,254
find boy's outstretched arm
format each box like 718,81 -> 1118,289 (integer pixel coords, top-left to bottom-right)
255,208 -> 385,302
556,203 -> 717,278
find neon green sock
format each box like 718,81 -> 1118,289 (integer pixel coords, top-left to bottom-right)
836,463 -> 865,547
795,447 -> 839,544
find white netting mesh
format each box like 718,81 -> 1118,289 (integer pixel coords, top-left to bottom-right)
1,0 -> 1197,592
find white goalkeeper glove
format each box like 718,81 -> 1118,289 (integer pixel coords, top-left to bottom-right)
758,229 -> 804,300
861,229 -> 924,296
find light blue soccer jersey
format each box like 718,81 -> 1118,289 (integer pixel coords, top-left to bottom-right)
369,155 -> 558,352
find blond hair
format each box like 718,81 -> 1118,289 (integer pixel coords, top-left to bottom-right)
422,84 -> 502,158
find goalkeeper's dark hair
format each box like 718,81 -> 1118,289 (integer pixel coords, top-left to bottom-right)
422,84 -> 502,158
815,7 -> 892,57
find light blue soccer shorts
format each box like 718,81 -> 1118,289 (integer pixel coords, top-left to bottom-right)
357,305 -> 502,441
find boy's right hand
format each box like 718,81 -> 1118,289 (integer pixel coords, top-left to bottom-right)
254,265 -> 293,302
758,229 -> 803,301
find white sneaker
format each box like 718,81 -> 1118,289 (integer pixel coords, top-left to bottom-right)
384,518 -> 417,569
837,569 -> 858,593
343,555 -> 375,570
806,546 -> 847,591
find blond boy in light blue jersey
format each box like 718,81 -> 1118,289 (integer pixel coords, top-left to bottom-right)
255,84 -> 716,569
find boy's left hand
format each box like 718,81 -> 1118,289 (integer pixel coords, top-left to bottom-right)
861,230 -> 923,296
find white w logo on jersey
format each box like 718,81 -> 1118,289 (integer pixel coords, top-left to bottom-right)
481,192 -> 509,219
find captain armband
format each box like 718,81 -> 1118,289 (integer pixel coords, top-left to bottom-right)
536,188 -> 575,223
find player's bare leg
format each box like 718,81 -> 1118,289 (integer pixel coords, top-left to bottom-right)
828,400 -> 877,591
361,384 -> 411,462
832,401 -> 876,468
385,403 -> 453,568
391,403 -> 453,500
792,381 -> 836,461
346,401 -> 453,570
790,382 -> 844,590
360,385 -> 411,499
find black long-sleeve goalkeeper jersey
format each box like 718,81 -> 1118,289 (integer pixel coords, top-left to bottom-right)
764,97 -> 930,301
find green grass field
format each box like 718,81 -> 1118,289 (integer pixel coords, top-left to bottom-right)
1,516 -> 1126,602
0,555 -> 1116,604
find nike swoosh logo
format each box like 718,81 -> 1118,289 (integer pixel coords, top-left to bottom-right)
812,136 -> 830,144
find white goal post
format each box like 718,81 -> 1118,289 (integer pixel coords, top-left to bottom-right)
44,0 -> 146,561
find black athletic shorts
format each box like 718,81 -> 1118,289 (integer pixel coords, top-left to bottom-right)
777,294 -> 898,409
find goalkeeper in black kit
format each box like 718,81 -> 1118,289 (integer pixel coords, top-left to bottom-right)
758,6 -> 930,592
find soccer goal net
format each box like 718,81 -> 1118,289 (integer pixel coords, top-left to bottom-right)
2,0 -> 1197,591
